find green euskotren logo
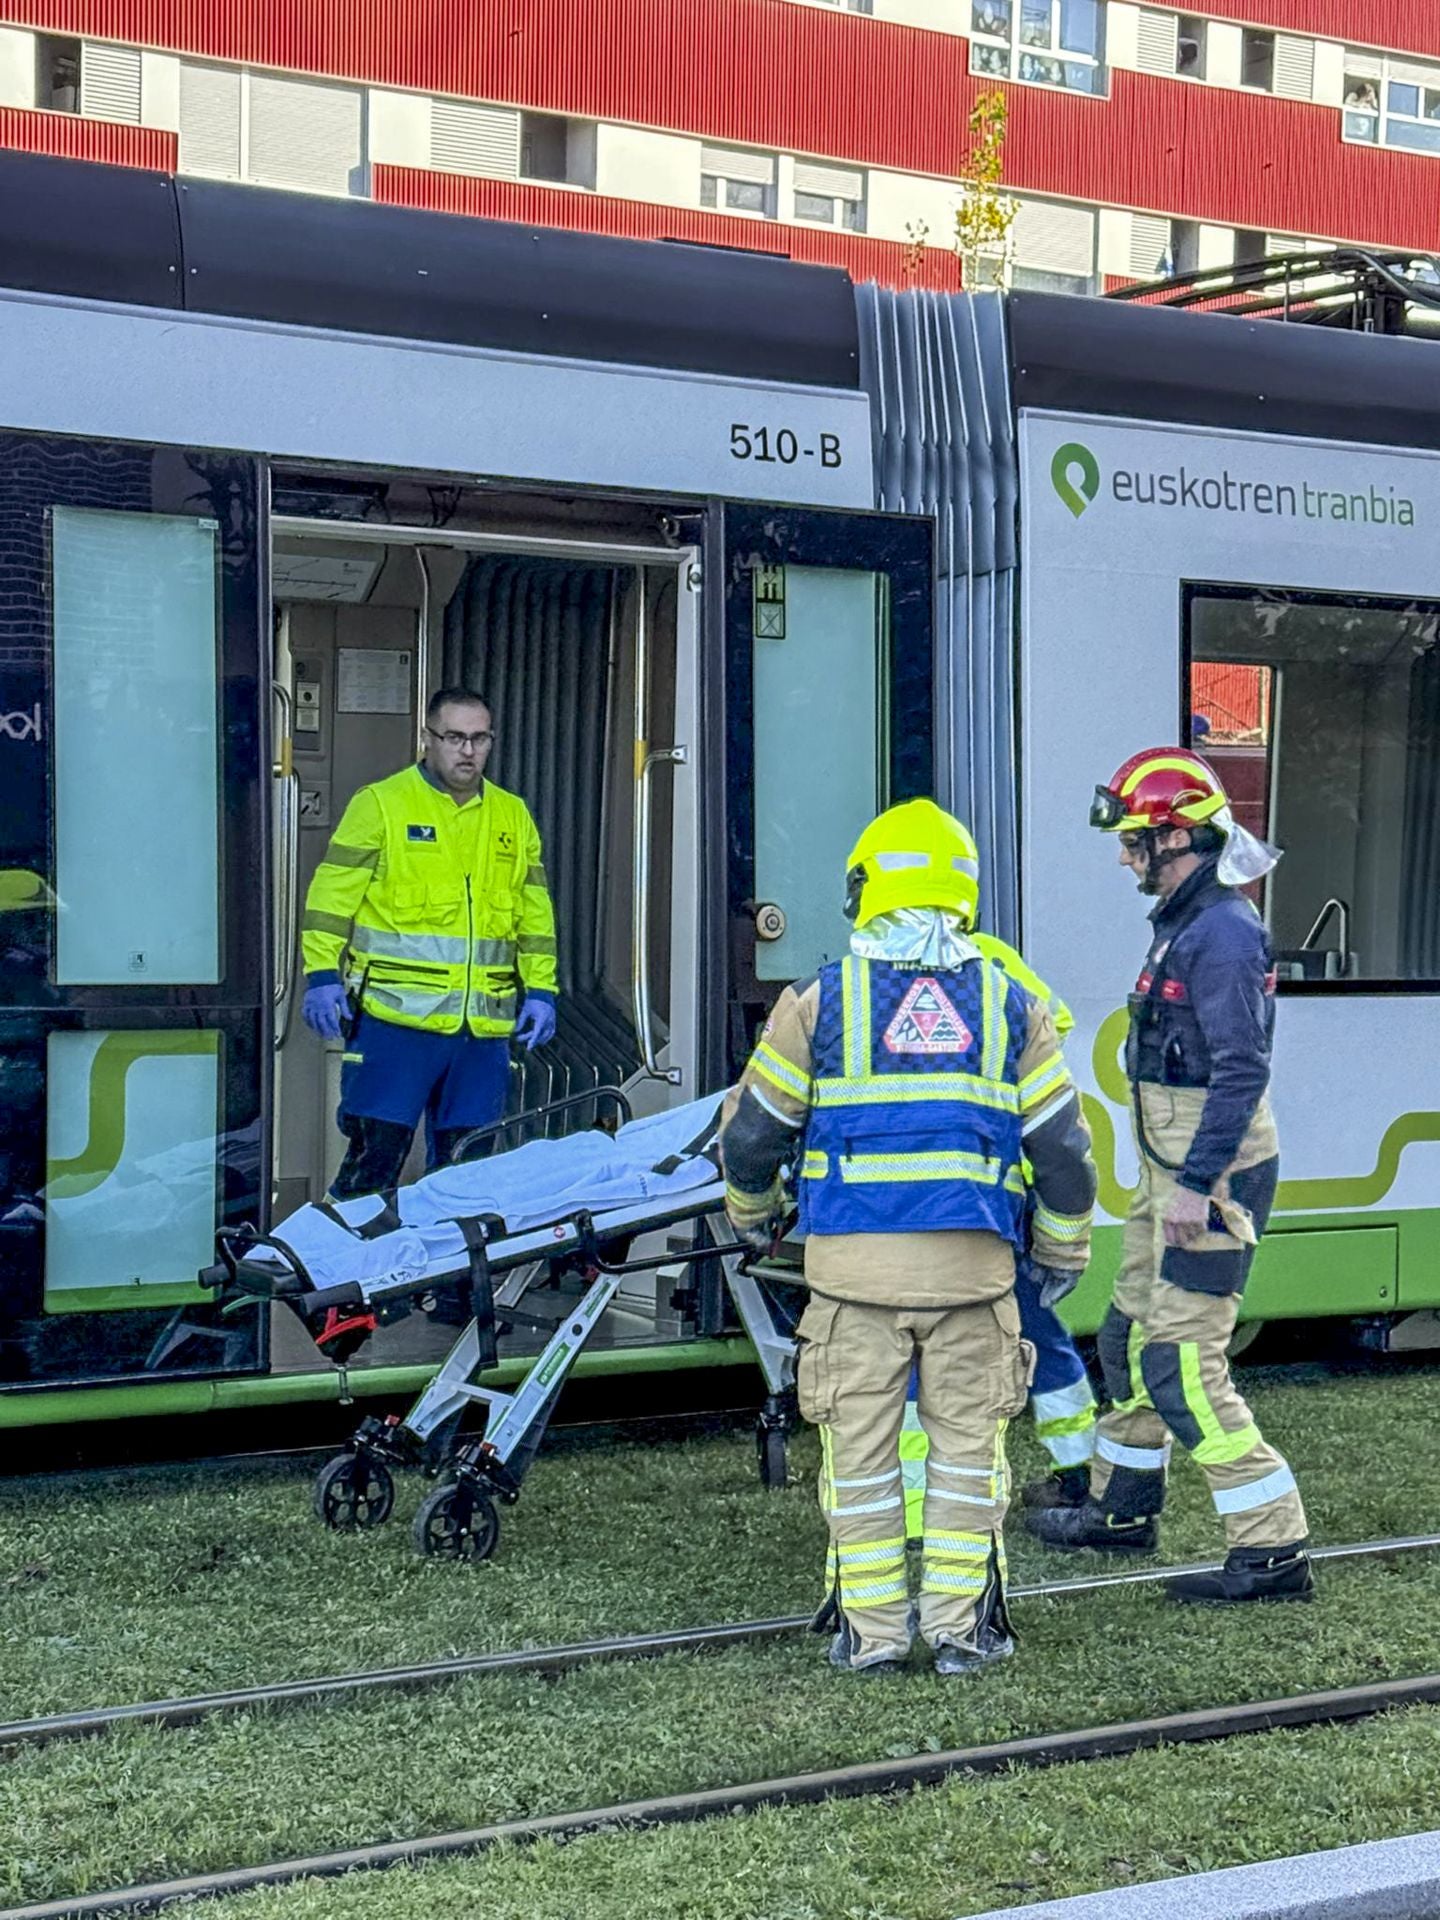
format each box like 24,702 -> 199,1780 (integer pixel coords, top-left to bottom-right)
1048,437 -> 1418,529
1052,442 -> 1100,518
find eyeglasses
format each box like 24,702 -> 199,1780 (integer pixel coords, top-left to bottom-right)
426,727 -> 494,751
1118,832 -> 1148,852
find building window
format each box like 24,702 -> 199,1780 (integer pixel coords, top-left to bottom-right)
1240,28 -> 1275,91
179,63 -> 367,196
517,111 -> 597,187
1188,587 -> 1440,986
969,0 -> 1106,97
792,159 -> 866,231
35,34 -> 80,112
1176,14 -> 1206,78
1011,264 -> 1092,294
1343,51 -> 1440,156
1165,217 -> 1200,276
699,145 -> 777,218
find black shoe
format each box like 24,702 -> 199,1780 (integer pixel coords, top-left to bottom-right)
1025,1498 -> 1159,1554
828,1630 -> 907,1674
827,1612 -> 909,1673
1168,1542 -> 1315,1606
933,1624 -> 1015,1676
1021,1465 -> 1091,1510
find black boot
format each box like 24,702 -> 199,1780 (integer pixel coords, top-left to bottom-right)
932,1542 -> 1015,1676
827,1611 -> 908,1674
1021,1464 -> 1090,1510
1026,1497 -> 1158,1554
1168,1541 -> 1315,1606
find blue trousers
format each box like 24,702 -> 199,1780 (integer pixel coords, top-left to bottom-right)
901,1261 -> 1096,1520
1014,1262 -> 1097,1469
339,1013 -> 510,1171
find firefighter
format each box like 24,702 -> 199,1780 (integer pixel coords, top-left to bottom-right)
300,687 -> 557,1199
895,935 -> 1099,1530
719,800 -> 1097,1673
1028,749 -> 1313,1605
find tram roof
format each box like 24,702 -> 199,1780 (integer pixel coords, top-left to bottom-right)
0,148 -> 861,392
1011,282 -> 1440,455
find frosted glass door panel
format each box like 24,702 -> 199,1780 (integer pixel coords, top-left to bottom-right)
52,509 -> 221,984
44,1028 -> 221,1310
752,566 -> 884,980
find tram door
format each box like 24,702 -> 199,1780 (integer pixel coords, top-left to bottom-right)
0,436 -> 268,1391
711,505 -> 937,1087
268,526 -> 701,1372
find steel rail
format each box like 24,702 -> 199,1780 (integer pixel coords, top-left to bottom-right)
4,1531 -> 1436,1757
12,1669 -> 1440,1920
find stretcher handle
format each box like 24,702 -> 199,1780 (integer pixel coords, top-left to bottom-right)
569,1208 -> 732,1278
449,1085 -> 634,1164
198,1225 -> 264,1291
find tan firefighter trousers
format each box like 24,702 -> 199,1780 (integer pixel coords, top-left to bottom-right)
1090,1086 -> 1307,1550
795,1290 -> 1032,1666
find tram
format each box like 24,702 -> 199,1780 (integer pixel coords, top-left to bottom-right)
0,151 -> 1436,1429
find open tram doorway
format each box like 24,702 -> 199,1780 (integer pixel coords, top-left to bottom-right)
267,487 -> 701,1372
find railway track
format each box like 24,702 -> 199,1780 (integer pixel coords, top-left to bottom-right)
10,1667 -> 1440,1920
4,1530 -> 1436,1756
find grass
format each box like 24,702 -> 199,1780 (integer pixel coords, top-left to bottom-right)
0,1359 -> 1438,1906
0,1361 -> 1433,1720
195,1704 -> 1440,1920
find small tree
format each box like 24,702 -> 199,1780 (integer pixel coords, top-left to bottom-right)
953,89 -> 1018,289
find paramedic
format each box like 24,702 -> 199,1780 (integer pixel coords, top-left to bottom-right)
1028,748 -> 1313,1605
719,800 -> 1097,1674
299,687 -> 558,1200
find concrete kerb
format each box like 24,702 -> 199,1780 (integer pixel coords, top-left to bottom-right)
969,1830 -> 1440,1920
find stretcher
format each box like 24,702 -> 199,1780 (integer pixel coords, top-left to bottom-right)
201,1089 -> 802,1560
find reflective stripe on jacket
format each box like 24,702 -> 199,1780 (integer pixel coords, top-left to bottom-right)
799,954 -> 1030,1244
301,765 -> 557,1036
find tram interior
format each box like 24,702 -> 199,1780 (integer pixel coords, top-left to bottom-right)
269,506 -> 689,1373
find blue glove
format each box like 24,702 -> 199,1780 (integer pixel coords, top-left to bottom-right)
302,980 -> 348,1042
513,992 -> 557,1051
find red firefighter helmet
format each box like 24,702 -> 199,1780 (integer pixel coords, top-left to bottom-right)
1090,748 -> 1229,834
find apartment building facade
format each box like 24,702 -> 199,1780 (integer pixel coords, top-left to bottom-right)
0,0 -> 1437,295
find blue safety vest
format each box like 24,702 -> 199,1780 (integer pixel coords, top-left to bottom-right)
800,954 -> 1029,1243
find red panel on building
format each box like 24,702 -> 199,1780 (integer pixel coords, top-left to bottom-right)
373,165 -> 962,291
3,0 -> 1440,251
0,102 -> 174,169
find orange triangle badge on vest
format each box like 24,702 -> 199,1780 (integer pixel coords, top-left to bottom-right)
882,976 -> 974,1055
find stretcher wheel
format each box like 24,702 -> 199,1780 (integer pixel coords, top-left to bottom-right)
412,1481 -> 501,1562
758,1424 -> 789,1491
313,1452 -> 395,1531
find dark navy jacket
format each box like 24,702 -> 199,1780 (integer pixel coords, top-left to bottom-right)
1126,859 -> 1276,1194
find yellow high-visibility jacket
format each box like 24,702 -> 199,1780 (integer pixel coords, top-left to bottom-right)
301,765 -> 557,1036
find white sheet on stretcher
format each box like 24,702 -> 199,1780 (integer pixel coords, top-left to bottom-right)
258,1094 -> 726,1294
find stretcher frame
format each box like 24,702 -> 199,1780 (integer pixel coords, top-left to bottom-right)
203,1090 -> 801,1559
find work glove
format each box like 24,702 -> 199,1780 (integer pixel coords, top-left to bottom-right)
513,992 -> 557,1051
732,1217 -> 779,1257
301,980 -> 348,1042
1034,1264 -> 1080,1311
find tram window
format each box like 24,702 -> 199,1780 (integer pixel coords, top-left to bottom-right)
51,510 -> 222,987
752,567 -> 889,981
1187,588 -> 1440,985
